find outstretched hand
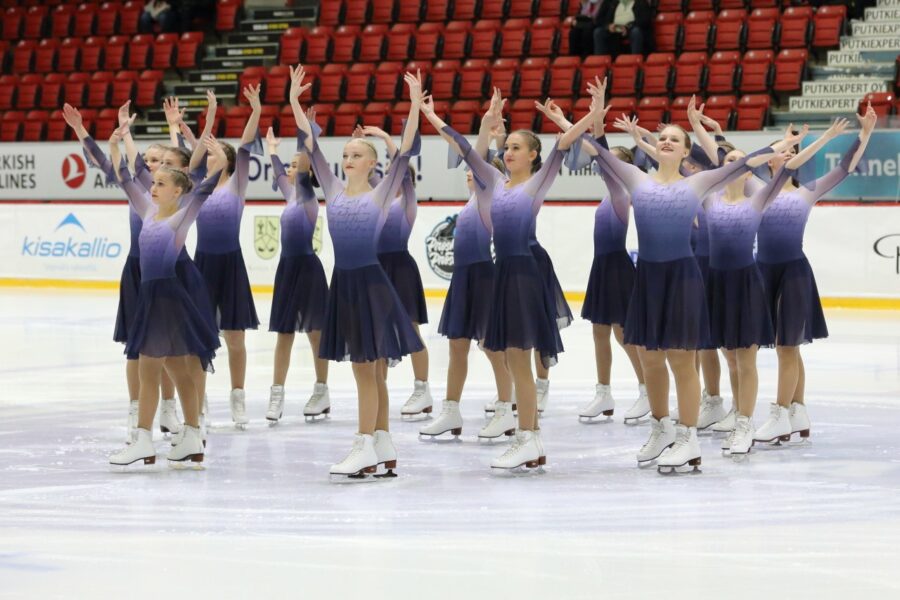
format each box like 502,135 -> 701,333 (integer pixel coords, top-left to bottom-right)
857,101 -> 877,135
266,126 -> 280,151
243,83 -> 262,110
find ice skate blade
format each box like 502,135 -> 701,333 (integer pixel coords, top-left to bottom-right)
232,422 -> 248,431
110,454 -> 157,468
731,452 -> 750,462
374,461 -> 398,478
477,428 -> 515,442
579,414 -> 614,424
168,455 -> 205,470
419,428 -> 462,442
304,406 -> 331,418
657,458 -> 702,475
623,412 -> 650,426
329,465 -> 378,484
401,407 -> 433,421
490,462 -> 545,475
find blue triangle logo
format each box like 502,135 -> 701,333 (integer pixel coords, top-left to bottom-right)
55,213 -> 85,232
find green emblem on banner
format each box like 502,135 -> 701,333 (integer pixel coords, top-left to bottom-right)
254,216 -> 280,260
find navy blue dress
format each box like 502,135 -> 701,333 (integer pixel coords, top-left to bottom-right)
445,126 -> 565,368
194,141 -> 260,331
437,190 -> 496,341
756,139 -> 860,346
588,136 -> 771,350
377,174 -> 429,325
118,164 -> 222,371
303,128 -> 424,365
268,151 -> 329,334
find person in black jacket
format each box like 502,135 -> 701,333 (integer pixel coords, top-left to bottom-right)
593,0 -> 652,57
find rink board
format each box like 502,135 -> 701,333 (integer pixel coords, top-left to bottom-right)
1,202 -> 898,303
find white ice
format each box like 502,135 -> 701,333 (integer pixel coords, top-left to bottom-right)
1,288 -> 899,599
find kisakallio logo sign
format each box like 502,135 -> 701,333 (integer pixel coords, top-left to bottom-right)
425,216 -> 457,281
254,216 -> 280,260
21,212 -> 123,259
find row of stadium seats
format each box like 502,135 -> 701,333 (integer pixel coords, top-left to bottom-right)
252,51 -> 810,107
315,0 -> 807,27
654,6 -> 847,53
317,0 -> 579,26
196,94 -> 777,139
1,0 -> 241,40
0,32 -> 204,74
286,6 -> 846,67
279,20 -> 569,65
6,90 -> 894,143
0,70 -> 164,111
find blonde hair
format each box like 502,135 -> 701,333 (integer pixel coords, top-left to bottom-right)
347,138 -> 378,159
611,146 -> 634,164
158,166 -> 193,193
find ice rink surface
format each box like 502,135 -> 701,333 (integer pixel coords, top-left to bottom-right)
1,288 -> 899,599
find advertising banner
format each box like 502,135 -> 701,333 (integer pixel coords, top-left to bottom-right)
2,131 -> 899,202
798,130 -> 900,201
2,204 -> 898,300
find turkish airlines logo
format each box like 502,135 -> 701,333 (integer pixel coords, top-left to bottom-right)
61,154 -> 87,189
873,234 -> 900,275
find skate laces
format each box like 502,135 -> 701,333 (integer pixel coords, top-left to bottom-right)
768,404 -> 783,420
500,434 -> 526,459
342,436 -> 365,463
641,420 -> 664,452
671,428 -> 690,451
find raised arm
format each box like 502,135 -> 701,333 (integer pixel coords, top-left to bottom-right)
785,118 -> 847,172
189,90 -> 218,172
686,96 -> 721,166
240,83 -> 262,146
421,94 -> 503,198
356,124 -> 398,159
686,145 -> 778,199
535,97 -> 601,158
584,129 -> 650,192
751,165 -> 793,212
475,87 -> 506,159
178,121 -> 199,151
614,115 -> 657,160
163,97 -> 182,147
397,70 -> 422,155
266,127 -> 294,202
111,128 -> 152,218
372,73 -> 423,210
790,109 -> 874,205
172,138 -> 227,245
289,64 -> 341,201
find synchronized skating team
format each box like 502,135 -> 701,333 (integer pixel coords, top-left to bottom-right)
62,64 -> 876,478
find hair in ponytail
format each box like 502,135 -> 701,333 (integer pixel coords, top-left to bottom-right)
164,146 -> 191,168
159,166 -> 193,194
611,146 -> 634,165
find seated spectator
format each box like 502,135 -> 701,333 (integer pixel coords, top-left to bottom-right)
569,0 -> 603,57
139,0 -> 177,33
593,0 -> 652,57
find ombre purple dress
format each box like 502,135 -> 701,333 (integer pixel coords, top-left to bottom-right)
81,136 -> 214,345
437,188 -> 496,341
302,128 -> 424,365
117,164 -> 222,371
194,141 -> 260,331
703,168 -> 790,350
377,171 -> 429,325
588,136 -> 771,350
756,139 -> 861,346
268,148 -> 329,334
444,126 -> 565,368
